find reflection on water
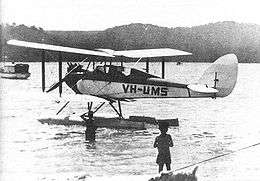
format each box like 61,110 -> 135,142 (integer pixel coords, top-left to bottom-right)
1,62 -> 260,180
85,141 -> 96,149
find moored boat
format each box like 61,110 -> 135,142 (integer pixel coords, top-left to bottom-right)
176,61 -> 183,65
0,63 -> 30,79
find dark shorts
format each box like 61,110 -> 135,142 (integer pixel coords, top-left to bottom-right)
156,153 -> 171,165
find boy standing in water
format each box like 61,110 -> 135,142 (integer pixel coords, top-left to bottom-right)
153,122 -> 173,173
80,111 -> 96,141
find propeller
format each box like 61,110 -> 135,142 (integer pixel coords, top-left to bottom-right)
46,57 -> 89,93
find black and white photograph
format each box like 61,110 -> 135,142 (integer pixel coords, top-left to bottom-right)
1,0 -> 260,180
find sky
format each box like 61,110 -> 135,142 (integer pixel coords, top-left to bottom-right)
1,0 -> 260,31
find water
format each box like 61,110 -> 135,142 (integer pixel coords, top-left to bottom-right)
1,62 -> 260,181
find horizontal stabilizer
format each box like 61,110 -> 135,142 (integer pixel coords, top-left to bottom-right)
7,39 -> 114,57
188,84 -> 218,93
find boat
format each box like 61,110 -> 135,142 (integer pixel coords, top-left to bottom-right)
176,61 -> 183,65
0,63 -> 30,79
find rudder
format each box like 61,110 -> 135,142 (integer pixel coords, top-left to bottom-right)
198,54 -> 238,97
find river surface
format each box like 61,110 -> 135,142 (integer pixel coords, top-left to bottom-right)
1,62 -> 260,181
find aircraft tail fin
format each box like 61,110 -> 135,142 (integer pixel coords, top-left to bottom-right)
198,54 -> 238,97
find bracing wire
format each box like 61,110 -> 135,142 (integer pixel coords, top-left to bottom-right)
132,57 -> 143,69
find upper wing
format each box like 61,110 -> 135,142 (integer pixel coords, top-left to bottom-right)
7,39 -> 114,57
8,39 -> 191,59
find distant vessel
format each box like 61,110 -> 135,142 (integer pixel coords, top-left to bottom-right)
0,63 -> 30,79
176,61 -> 183,65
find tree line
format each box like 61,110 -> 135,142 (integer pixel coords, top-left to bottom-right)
1,21 -> 260,63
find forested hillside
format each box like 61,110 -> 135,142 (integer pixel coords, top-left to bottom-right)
1,21 -> 260,63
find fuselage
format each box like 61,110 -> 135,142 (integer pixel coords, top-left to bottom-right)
64,65 -> 213,100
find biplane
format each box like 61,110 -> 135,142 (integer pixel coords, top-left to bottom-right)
7,39 -> 238,119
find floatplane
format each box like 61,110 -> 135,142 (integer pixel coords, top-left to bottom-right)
7,39 -> 238,134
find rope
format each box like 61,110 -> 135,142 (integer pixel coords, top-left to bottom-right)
172,142 -> 260,173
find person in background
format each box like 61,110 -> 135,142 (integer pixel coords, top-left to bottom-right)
153,122 -> 173,173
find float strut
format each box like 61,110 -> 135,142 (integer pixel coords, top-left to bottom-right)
93,102 -> 106,114
109,101 -> 123,118
118,100 -> 123,118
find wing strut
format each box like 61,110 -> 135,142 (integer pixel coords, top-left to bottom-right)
146,60 -> 149,73
58,52 -> 62,97
162,60 -> 165,79
41,51 -> 45,92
